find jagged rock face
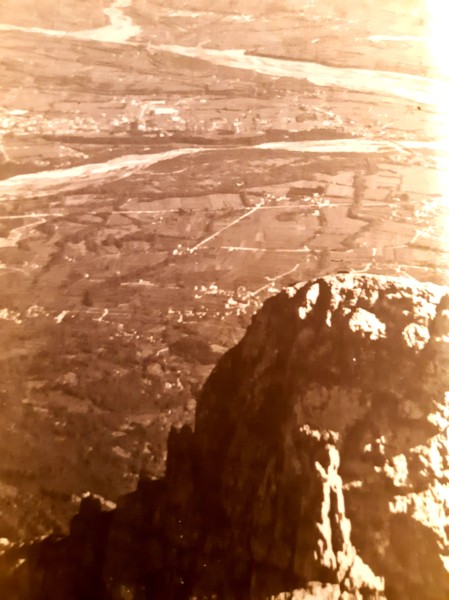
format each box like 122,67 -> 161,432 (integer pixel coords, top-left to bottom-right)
193,274 -> 449,599
1,274 -> 449,599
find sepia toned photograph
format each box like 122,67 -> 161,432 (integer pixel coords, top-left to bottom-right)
0,0 -> 448,597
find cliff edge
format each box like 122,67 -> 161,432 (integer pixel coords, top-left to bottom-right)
1,273 -> 449,599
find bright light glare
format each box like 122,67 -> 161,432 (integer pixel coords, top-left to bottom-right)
427,0 -> 449,259
427,0 -> 449,79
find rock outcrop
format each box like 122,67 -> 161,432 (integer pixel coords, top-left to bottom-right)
1,273 -> 449,599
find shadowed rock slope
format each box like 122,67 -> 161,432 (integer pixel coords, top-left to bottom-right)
1,273 -> 449,599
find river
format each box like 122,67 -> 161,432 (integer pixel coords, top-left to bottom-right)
1,138 -> 444,200
147,43 -> 446,109
0,0 -> 446,199
0,0 -> 141,44
0,0 -> 444,108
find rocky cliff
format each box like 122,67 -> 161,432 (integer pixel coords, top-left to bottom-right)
1,273 -> 449,599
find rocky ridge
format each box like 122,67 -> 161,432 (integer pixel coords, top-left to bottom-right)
1,273 -> 449,599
